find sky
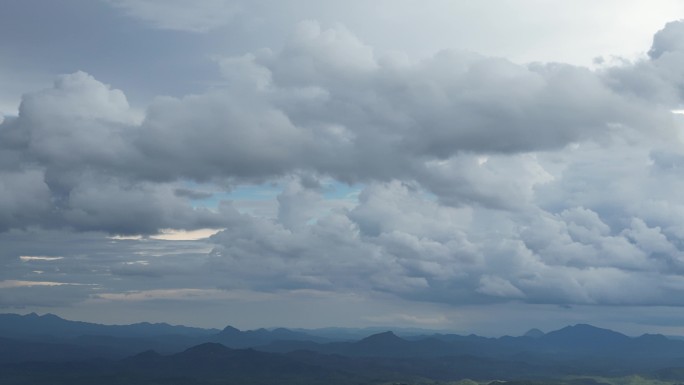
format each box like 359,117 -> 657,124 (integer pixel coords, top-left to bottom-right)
2,0 -> 684,337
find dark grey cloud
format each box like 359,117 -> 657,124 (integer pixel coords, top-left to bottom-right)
4,16 -> 684,325
174,188 -> 214,200
197,177 -> 684,307
122,20 -> 684,184
649,19 -> 684,59
2,21 -> 682,235
605,20 -> 684,105
0,73 -> 229,234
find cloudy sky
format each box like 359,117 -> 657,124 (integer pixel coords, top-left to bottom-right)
3,0 -> 684,336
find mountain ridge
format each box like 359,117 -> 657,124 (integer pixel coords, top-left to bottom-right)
3,312 -> 684,368
4,314 -> 684,384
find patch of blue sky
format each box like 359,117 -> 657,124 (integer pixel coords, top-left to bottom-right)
184,179 -> 363,211
186,183 -> 279,210
189,195 -> 217,209
421,189 -> 439,202
224,184 -> 281,201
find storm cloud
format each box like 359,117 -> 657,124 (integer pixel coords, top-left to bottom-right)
2,2 -> 684,333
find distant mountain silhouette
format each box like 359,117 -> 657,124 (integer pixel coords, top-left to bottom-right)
260,323 -> 684,372
4,313 -> 684,378
127,339 -> 560,382
524,328 -> 545,338
540,324 -> 630,350
0,313 -> 329,357
5,321 -> 684,384
176,342 -> 233,357
0,312 -> 217,339
345,331 -> 411,356
0,336 -> 119,363
342,331 -> 464,358
125,349 -> 163,361
356,331 -> 404,347
118,342 -> 353,385
214,324 -> 328,348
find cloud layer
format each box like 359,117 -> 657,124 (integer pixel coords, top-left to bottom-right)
3,18 -> 684,318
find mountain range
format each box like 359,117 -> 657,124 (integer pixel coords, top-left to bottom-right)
3,313 -> 684,384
